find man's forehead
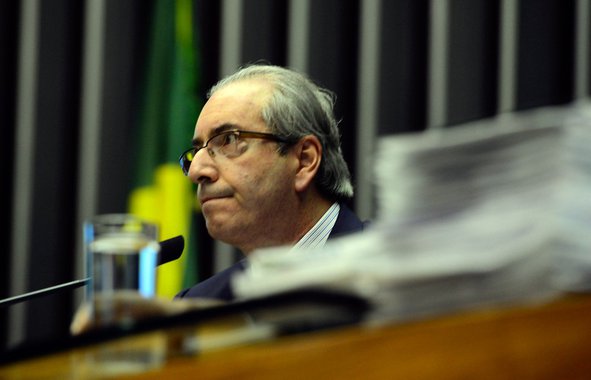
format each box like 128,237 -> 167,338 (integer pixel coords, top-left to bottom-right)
191,123 -> 240,145
192,81 -> 272,143
217,77 -> 273,96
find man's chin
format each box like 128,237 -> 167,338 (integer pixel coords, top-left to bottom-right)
205,220 -> 239,244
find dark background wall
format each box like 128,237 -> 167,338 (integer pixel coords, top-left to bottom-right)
1,0 -> 588,350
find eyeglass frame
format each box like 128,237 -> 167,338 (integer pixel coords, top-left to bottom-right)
178,129 -> 295,176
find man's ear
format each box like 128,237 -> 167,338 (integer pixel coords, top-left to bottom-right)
294,135 -> 322,193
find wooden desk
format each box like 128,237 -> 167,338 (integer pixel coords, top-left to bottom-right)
2,295 -> 591,379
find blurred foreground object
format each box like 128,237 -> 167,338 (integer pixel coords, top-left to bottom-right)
83,214 -> 160,329
233,104 -> 591,323
70,292 -> 222,335
553,101 -> 591,291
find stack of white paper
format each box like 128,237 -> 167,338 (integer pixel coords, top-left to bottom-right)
233,106 -> 580,323
553,102 -> 591,292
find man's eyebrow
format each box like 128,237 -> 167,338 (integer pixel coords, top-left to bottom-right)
191,123 -> 239,146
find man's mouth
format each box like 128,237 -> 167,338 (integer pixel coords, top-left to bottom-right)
199,193 -> 231,205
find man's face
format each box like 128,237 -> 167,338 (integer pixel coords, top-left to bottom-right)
188,80 -> 300,253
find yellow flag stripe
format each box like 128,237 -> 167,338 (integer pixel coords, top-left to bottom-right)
129,163 -> 193,298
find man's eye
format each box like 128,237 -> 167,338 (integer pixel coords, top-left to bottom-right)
221,133 -> 238,146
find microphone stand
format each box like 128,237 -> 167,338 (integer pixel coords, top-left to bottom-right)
0,278 -> 90,308
0,235 -> 184,308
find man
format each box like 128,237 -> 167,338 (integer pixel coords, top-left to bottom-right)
175,64 -> 365,301
70,64 -> 363,334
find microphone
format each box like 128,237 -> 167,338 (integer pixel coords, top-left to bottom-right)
157,235 -> 185,265
0,235 -> 185,308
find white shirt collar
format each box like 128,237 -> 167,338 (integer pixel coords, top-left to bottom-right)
292,203 -> 340,250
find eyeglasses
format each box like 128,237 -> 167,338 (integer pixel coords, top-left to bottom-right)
179,129 -> 293,176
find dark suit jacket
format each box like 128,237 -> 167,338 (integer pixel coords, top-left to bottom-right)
175,204 -> 366,301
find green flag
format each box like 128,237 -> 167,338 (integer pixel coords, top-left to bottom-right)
129,0 -> 202,298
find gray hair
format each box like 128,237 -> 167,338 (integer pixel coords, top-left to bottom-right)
208,64 -> 354,201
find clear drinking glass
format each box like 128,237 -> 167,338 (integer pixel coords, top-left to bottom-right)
84,214 -> 160,325
82,214 -> 164,375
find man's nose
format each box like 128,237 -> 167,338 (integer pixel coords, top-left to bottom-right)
188,149 -> 218,184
